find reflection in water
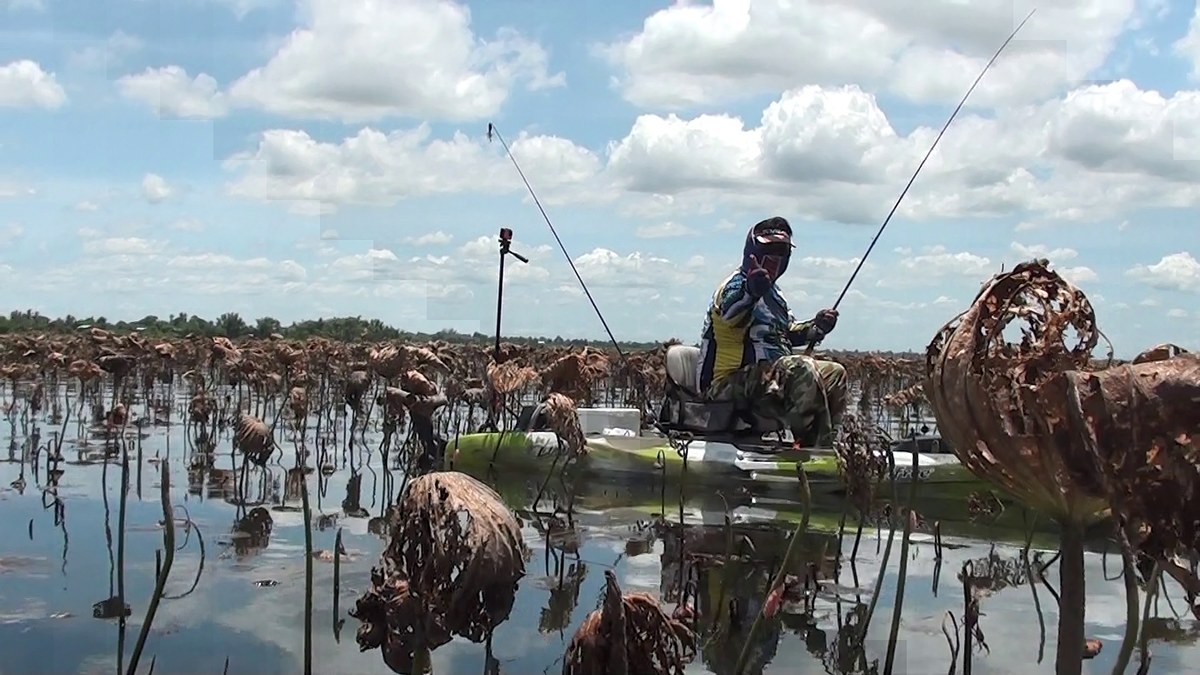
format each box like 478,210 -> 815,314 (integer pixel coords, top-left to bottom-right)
227,507 -> 274,559
341,472 -> 369,518
538,556 -> 588,635
656,520 -> 846,674
2,393 -> 1200,674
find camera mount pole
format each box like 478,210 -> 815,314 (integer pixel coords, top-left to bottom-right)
486,227 -> 528,431
493,227 -> 528,363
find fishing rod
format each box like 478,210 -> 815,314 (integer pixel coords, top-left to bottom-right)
486,123 -> 628,363
806,8 -> 1037,354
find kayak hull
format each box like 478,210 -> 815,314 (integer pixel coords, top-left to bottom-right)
445,430 -> 989,499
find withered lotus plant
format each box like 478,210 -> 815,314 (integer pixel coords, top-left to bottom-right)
485,359 -> 538,395
1063,344 -> 1200,609
832,414 -> 889,516
925,260 -> 1111,524
233,413 -> 275,467
540,349 -> 611,405
541,391 -> 586,457
925,259 -> 1110,675
562,570 -> 695,675
929,261 -> 1200,673
351,471 -> 528,674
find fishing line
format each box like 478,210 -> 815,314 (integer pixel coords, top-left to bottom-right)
829,8 -> 1038,312
804,8 -> 1037,354
487,123 -> 627,361
489,9 -> 1036,360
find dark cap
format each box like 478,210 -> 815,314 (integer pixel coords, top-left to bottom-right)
750,217 -> 794,249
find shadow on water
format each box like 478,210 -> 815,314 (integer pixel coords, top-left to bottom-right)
0,392 -> 1198,674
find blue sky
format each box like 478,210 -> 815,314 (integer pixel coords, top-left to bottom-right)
1,0 -> 1198,355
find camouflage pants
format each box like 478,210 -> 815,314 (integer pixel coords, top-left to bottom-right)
706,355 -> 848,444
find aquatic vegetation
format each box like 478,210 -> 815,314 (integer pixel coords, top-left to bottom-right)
925,259 -> 1200,674
3,306 -> 1197,674
350,471 -> 528,673
1062,344 -> 1200,568
925,259 -> 1110,524
234,414 -> 275,466
562,570 -> 696,675
833,414 -> 891,517
539,391 -> 586,457
0,329 -> 929,435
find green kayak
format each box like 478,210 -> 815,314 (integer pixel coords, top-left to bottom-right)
446,429 -> 989,499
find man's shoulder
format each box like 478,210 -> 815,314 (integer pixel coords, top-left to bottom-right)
714,269 -> 745,294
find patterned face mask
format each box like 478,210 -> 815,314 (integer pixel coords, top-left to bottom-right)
757,252 -> 788,280
743,218 -> 795,279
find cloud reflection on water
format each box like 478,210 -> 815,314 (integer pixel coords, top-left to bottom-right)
0,422 -> 1197,674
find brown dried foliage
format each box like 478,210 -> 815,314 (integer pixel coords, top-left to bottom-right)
541,392 -> 586,456
343,369 -> 372,412
233,414 -> 274,467
1132,343 -> 1189,365
351,472 -> 528,674
926,259 -> 1200,549
832,414 -> 890,513
540,349 -> 611,404
288,386 -> 308,420
924,260 -> 1110,524
882,383 -> 924,411
486,360 -> 538,395
1064,345 -> 1200,561
562,570 -> 695,675
0,326 -> 930,422
399,369 -> 438,397
369,344 -> 449,380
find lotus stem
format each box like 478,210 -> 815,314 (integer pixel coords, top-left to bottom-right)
1055,521 -> 1087,675
127,461 -> 175,675
300,451 -> 314,675
117,444 -> 129,674
1136,564 -> 1162,673
1022,548 -> 1049,664
884,445 -> 921,674
962,562 -> 974,675
1110,545 -> 1140,675
333,526 -> 343,642
858,452 -> 900,648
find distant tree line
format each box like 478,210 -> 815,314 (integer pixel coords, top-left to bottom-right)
0,309 -> 923,358
0,309 -> 672,351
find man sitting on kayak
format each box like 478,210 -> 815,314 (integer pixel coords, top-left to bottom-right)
695,217 -> 847,447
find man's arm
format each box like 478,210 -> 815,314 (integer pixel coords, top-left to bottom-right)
788,317 -> 821,347
714,273 -> 758,327
788,309 -> 839,347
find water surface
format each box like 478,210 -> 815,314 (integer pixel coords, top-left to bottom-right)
0,413 -> 1196,675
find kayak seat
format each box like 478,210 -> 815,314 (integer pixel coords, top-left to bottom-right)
659,345 -> 785,437
513,403 -> 549,433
